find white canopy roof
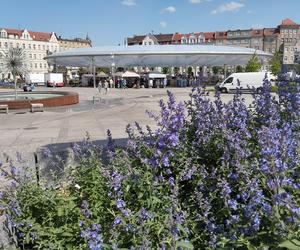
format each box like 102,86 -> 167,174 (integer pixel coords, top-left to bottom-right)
45,45 -> 272,67
122,71 -> 140,78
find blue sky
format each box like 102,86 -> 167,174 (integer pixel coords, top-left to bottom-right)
1,0 -> 300,46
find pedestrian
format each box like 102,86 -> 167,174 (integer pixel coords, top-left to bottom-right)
123,78 -> 126,89
109,78 -> 113,88
149,78 -> 153,88
163,77 -> 167,88
97,81 -> 102,94
104,80 -> 109,94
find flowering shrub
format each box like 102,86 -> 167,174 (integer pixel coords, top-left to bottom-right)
1,80 -> 300,249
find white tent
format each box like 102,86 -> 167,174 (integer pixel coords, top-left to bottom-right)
122,71 -> 140,78
114,71 -> 140,78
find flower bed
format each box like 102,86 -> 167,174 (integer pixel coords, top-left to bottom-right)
0,81 -> 300,249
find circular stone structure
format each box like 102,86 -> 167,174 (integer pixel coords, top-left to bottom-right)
45,45 -> 272,67
0,91 -> 79,109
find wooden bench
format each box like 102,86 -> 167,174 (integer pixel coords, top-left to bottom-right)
0,104 -> 9,114
30,103 -> 44,112
93,95 -> 101,104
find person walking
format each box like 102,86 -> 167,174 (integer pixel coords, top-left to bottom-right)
97,80 -> 102,94
109,78 -> 114,88
104,80 -> 109,94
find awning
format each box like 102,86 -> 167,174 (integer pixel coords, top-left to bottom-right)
121,71 -> 140,78
45,45 -> 272,67
98,71 -> 108,77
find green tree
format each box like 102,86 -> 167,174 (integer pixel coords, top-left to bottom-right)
236,65 -> 244,73
245,53 -> 261,72
212,66 -> 219,75
269,52 -> 281,76
162,67 -> 170,74
187,66 -> 193,76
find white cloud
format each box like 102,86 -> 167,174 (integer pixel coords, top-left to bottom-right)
211,1 -> 244,14
247,10 -> 252,14
160,21 -> 167,28
163,6 -> 176,13
121,0 -> 137,6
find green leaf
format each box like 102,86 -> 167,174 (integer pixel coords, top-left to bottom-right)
278,239 -> 300,250
175,241 -> 194,249
57,207 -> 64,217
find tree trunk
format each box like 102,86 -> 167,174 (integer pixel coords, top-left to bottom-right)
14,75 -> 17,100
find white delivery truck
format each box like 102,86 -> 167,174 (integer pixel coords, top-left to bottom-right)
216,72 -> 274,93
25,73 -> 45,86
44,73 -> 64,87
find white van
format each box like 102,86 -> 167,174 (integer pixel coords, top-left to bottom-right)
25,73 -> 45,86
216,72 -> 273,93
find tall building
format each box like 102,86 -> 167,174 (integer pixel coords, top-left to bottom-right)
0,28 -> 59,78
277,18 -> 300,64
125,18 -> 300,65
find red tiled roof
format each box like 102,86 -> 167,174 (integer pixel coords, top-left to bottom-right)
204,32 -> 215,39
28,31 -> 52,42
172,33 -> 183,41
1,28 -> 53,42
281,18 -> 299,26
3,28 -> 23,36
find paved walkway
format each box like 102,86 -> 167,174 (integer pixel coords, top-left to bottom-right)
0,87 -> 249,164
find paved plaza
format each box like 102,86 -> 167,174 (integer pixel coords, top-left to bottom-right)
0,87 -> 252,164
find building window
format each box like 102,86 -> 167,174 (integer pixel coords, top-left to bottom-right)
40,63 -> 42,68
44,63 -> 47,68
33,44 -> 36,50
34,54 -> 36,59
28,44 -> 31,49
4,42 -> 8,48
35,63 -> 37,69
43,45 -> 45,50
22,44 -> 25,49
38,45 -> 40,50
29,54 -> 32,59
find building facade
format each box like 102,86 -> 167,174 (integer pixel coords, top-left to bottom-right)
125,18 -> 300,65
0,28 -> 59,79
277,19 -> 300,64
58,36 -> 92,52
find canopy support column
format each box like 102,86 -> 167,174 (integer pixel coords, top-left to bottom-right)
91,57 -> 96,89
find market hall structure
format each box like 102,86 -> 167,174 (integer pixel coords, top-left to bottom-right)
45,44 -> 272,87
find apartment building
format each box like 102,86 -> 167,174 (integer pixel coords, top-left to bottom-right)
0,28 -> 59,78
125,18 -> 300,65
58,36 -> 92,52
